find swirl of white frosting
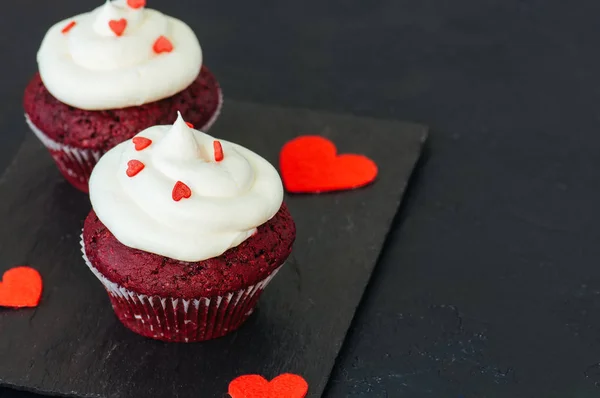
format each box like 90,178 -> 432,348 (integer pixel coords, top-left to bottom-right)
37,0 -> 202,110
89,113 -> 284,262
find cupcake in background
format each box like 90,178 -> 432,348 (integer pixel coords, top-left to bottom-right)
82,113 -> 295,342
23,0 -> 222,192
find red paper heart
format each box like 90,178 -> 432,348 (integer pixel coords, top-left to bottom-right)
153,36 -> 173,54
279,135 -> 378,193
126,160 -> 145,177
132,136 -> 152,151
109,19 -> 127,37
228,374 -> 308,398
185,122 -> 194,128
0,267 -> 42,308
127,0 -> 146,9
172,181 -> 192,201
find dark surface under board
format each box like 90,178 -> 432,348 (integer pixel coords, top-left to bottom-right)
0,100 -> 426,398
4,0 -> 600,397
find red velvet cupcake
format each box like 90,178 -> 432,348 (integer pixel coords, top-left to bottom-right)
24,0 -> 222,192
82,114 -> 294,342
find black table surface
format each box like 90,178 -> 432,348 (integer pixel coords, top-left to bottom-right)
2,0 -> 600,397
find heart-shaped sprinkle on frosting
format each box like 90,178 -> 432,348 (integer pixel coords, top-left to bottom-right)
61,21 -> 76,34
172,181 -> 192,201
153,35 -> 173,54
108,18 -> 127,37
213,141 -> 224,162
132,137 -> 152,151
126,160 -> 145,177
127,0 -> 146,9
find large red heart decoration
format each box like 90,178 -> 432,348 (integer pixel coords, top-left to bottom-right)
228,374 -> 308,398
280,135 -> 378,193
0,267 -> 42,308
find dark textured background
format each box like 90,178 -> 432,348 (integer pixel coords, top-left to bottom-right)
2,0 -> 600,397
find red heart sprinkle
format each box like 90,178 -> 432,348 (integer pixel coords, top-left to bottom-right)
279,135 -> 378,193
213,141 -> 224,162
126,160 -> 145,177
109,18 -> 127,37
228,374 -> 308,398
127,0 -> 146,9
185,122 -> 194,128
153,36 -> 173,54
132,136 -> 152,151
172,181 -> 192,201
0,267 -> 42,308
61,21 -> 76,34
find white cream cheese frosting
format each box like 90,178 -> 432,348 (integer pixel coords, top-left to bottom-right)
89,113 -> 284,262
37,0 -> 202,110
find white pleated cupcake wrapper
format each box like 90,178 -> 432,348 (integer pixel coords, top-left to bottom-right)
24,88 -> 223,191
201,85 -> 224,132
80,234 -> 281,342
26,114 -> 102,190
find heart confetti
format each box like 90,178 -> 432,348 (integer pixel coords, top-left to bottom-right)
109,18 -> 127,37
153,36 -> 173,54
172,181 -> 192,202
61,21 -> 76,34
213,140 -> 224,162
228,374 -> 308,398
185,122 -> 194,128
0,267 -> 42,308
279,135 -> 378,193
126,160 -> 145,177
132,136 -> 152,151
127,0 -> 146,9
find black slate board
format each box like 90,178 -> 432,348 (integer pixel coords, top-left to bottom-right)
0,100 -> 426,398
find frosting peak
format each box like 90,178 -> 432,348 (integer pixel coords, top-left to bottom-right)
37,1 -> 202,110
89,115 -> 284,262
92,1 -> 142,37
154,113 -> 202,161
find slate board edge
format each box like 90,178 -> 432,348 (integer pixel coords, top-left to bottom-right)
319,130 -> 428,397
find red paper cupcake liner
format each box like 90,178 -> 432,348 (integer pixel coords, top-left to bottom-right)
25,88 -> 223,193
80,235 -> 281,343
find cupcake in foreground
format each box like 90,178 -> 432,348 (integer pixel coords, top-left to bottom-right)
81,114 -> 295,342
24,0 -> 222,192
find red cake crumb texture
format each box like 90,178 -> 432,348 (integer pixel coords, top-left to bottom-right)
23,65 -> 221,150
83,204 -> 296,299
